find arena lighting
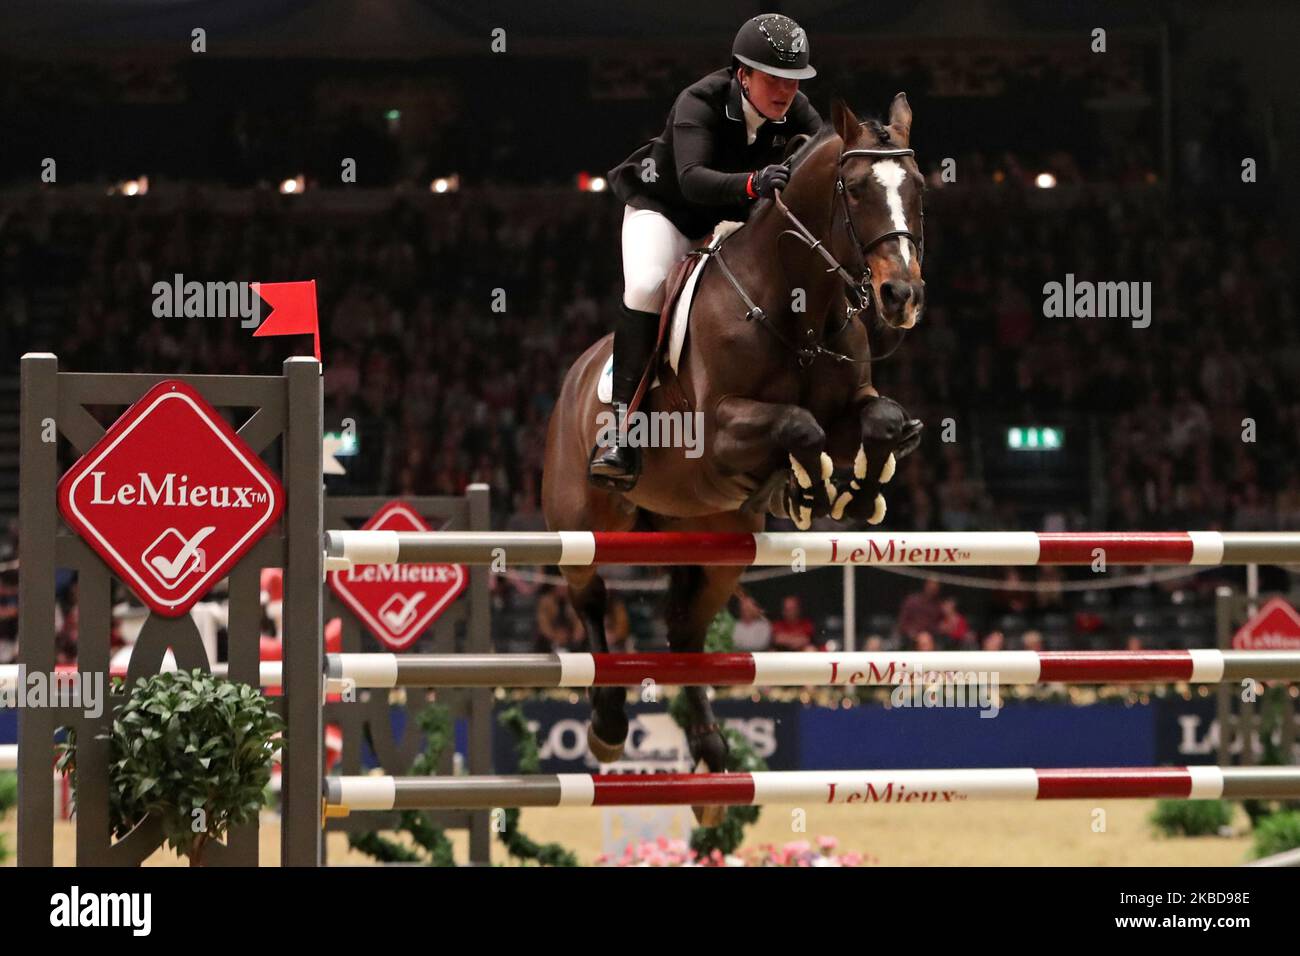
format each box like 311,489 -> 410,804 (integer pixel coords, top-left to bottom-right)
1008,426 -> 1063,451
279,175 -> 306,195
430,174 -> 460,193
575,171 -> 607,192
1035,172 -> 1057,189
108,176 -> 149,197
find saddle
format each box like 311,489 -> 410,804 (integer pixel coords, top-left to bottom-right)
624,223 -> 745,418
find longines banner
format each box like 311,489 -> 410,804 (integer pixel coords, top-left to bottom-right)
487,700 -> 804,773
5,694 -> 1279,772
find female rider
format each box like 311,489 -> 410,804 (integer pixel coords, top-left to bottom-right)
591,13 -> 823,489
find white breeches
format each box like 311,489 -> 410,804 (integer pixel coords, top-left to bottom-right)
620,205 -> 693,312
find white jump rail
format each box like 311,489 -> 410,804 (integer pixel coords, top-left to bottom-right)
325,766 -> 1300,811
323,649 -> 1300,688
324,529 -> 1300,568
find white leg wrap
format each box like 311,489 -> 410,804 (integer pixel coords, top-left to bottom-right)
820,452 -> 835,510
868,494 -> 887,525
788,454 -> 813,530
830,447 -> 869,522
880,452 -> 896,484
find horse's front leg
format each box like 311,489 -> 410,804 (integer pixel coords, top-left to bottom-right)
824,393 -> 924,524
714,396 -> 834,530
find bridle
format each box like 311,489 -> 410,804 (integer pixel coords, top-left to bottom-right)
781,144 -> 923,314
713,133 -> 924,368
837,146 -> 925,291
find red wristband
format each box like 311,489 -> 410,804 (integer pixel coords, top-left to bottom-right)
746,172 -> 757,199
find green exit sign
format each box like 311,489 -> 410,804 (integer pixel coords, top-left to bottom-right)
1007,427 -> 1062,451
324,430 -> 359,456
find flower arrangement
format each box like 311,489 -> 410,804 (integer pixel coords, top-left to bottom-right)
598,835 -> 873,867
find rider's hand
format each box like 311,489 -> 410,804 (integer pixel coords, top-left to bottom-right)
747,164 -> 789,199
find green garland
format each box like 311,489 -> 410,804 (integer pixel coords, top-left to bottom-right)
679,608 -> 765,859
1241,683 -> 1300,828
496,704 -> 579,866
346,704 -> 457,867
345,699 -> 582,866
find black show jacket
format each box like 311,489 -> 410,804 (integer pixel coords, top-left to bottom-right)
608,68 -> 822,240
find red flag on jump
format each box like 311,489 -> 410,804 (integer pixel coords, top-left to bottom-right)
251,280 -> 320,360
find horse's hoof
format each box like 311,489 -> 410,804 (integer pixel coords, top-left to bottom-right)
587,723 -> 625,764
692,804 -> 727,827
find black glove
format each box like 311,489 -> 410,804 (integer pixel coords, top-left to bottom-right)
749,164 -> 789,199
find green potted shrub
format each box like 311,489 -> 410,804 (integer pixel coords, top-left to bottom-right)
61,669 -> 284,866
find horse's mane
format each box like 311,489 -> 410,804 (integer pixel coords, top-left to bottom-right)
785,112 -> 896,175
785,124 -> 837,174
856,118 -> 895,147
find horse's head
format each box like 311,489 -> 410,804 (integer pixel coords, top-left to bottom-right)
832,94 -> 925,329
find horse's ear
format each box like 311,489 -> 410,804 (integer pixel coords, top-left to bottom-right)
888,92 -> 912,146
831,98 -> 859,142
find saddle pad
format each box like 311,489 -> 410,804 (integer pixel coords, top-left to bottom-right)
597,242 -> 714,406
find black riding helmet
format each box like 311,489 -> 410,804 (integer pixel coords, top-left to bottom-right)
732,13 -> 817,80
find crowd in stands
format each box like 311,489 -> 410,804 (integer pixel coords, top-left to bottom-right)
6,180 -> 1293,531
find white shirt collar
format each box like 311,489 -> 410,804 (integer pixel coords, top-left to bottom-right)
740,94 -> 766,145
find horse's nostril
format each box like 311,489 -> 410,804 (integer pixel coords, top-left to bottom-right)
881,280 -> 912,307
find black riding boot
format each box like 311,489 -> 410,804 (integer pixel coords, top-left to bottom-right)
588,303 -> 660,491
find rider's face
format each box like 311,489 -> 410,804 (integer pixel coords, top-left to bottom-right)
741,68 -> 799,120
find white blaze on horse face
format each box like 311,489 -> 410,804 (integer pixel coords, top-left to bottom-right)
870,160 -> 912,268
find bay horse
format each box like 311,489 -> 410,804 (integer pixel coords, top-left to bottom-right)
542,96 -> 926,823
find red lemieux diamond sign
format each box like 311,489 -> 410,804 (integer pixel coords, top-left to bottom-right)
1232,597 -> 1300,651
57,381 -> 285,617
328,501 -> 467,650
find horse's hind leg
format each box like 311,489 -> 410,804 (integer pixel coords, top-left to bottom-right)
664,564 -> 745,826
564,566 -> 629,764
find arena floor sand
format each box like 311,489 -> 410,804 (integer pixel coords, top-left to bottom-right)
2,801 -> 1258,866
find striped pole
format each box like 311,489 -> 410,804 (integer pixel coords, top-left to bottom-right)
15,650 -> 1297,695
0,744 -> 14,771
325,766 -> 1300,811
324,530 -> 1300,568
326,649 -> 1300,688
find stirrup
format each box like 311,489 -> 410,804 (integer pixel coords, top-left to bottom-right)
588,443 -> 640,492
